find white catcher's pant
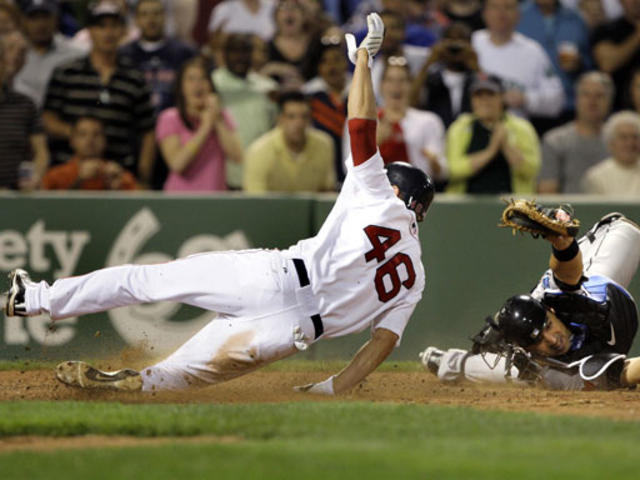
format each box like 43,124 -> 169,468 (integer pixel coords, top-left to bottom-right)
435,216 -> 640,390
25,250 -> 320,390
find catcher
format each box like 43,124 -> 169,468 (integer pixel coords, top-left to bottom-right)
420,200 -> 640,390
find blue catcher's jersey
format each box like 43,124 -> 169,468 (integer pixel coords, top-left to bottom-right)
531,271 -> 632,305
530,270 -> 638,360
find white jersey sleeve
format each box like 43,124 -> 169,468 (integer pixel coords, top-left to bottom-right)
372,302 -> 418,344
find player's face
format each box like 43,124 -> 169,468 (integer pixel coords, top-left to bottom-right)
224,36 -> 253,78
71,119 -> 107,159
621,0 -> 640,21
89,16 -> 125,54
181,64 -> 212,110
318,47 -> 347,91
275,0 -> 305,35
609,122 -> 640,166
136,0 -> 165,42
471,89 -> 503,122
24,11 -> 57,46
279,101 -> 311,145
576,78 -> 612,123
484,0 -> 520,36
527,312 -> 572,357
381,64 -> 410,105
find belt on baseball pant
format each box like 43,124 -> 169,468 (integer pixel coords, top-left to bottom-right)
292,258 -> 324,339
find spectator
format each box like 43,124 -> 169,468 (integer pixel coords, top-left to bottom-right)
212,33 -> 277,190
13,0 -> 85,109
157,56 -> 242,192
120,0 -> 196,114
208,0 -> 276,40
70,0 -> 139,52
518,0 -> 593,120
244,90 -> 335,192
0,1 -> 19,34
563,0 -> 625,21
207,0 -> 276,64
0,35 -> 49,190
539,72 -> 613,193
42,116 -> 137,190
410,21 -> 478,128
627,67 -> 640,113
377,57 -> 447,182
119,0 -> 197,190
576,0 -> 608,30
261,0 -> 324,86
42,1 -> 156,184
1,28 -> 27,85
437,0 -> 485,31
592,0 -> 640,110
446,74 -> 541,194
303,35 -> 350,184
582,111 -> 640,194
472,0 -> 565,120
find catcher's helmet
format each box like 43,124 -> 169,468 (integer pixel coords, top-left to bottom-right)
385,162 -> 435,222
496,295 -> 548,347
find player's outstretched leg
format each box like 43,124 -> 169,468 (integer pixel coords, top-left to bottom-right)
55,361 -> 142,391
4,269 -> 36,317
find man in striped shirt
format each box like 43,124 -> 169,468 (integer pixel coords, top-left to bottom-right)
0,34 -> 49,189
42,2 -> 155,185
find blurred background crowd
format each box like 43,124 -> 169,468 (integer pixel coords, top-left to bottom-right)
1,0 -> 639,196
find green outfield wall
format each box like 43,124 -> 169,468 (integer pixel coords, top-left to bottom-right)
1,193 -> 639,361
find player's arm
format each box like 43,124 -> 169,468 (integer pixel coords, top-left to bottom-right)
294,328 -> 397,395
345,13 -> 384,166
547,234 -> 583,288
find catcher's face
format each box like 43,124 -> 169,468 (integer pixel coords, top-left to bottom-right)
527,312 -> 571,357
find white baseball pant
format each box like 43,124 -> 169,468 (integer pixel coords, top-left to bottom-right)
24,249 -> 321,390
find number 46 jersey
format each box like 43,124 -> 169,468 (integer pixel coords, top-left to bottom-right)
284,150 -> 425,342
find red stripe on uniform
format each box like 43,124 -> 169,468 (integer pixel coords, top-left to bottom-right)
348,118 -> 377,166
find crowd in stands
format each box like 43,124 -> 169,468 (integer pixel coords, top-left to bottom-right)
0,0 -> 639,196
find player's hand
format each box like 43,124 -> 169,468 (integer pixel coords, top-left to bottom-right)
293,375 -> 335,395
345,13 -> 385,67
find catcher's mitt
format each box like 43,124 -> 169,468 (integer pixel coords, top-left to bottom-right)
498,199 -> 580,238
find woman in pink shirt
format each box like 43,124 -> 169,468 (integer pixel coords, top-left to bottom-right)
156,56 -> 243,192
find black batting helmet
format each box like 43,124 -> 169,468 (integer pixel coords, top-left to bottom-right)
496,295 -> 548,347
385,162 -> 435,222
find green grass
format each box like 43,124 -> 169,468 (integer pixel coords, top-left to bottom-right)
0,402 -> 639,479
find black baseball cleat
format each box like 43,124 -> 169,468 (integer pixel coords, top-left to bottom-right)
419,346 -> 444,375
56,361 -> 143,391
4,269 -> 35,317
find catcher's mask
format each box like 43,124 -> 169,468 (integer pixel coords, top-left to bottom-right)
385,161 -> 435,222
496,295 -> 548,348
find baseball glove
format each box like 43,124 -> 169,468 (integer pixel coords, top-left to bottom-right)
498,199 -> 580,238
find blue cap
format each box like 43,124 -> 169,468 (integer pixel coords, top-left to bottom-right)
21,0 -> 59,15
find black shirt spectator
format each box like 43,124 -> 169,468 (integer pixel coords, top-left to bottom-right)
592,5 -> 640,110
0,87 -> 46,188
44,55 -> 155,171
42,2 -> 156,183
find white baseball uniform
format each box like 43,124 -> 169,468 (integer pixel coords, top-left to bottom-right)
435,215 -> 640,390
24,148 -> 425,390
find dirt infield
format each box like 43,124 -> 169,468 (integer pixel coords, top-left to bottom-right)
2,368 -> 639,421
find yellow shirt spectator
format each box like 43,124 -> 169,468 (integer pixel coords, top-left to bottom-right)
244,126 -> 335,193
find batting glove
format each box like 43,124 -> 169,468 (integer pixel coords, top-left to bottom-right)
345,12 -> 385,68
293,375 -> 335,395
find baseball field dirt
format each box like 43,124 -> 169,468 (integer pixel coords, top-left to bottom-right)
2,366 -> 639,422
